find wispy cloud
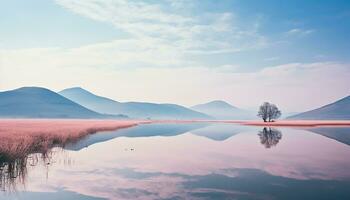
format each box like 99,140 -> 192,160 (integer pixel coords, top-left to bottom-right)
53,0 -> 266,68
285,28 -> 315,37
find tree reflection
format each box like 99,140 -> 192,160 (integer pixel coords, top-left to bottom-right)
258,127 -> 282,148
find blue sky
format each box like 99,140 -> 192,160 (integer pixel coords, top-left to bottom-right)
0,0 -> 349,112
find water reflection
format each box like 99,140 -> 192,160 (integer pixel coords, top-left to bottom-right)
0,123 -> 350,200
258,127 -> 282,148
307,127 -> 350,146
191,124 -> 252,141
0,144 -> 74,192
65,123 -> 210,151
0,151 -> 61,192
0,157 -> 26,192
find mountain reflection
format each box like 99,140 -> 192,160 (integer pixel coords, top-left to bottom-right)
258,127 -> 282,148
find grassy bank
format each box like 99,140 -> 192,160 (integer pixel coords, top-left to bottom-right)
0,119 -> 145,161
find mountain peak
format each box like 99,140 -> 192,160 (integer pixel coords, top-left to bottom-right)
206,100 -> 236,108
60,88 -> 211,119
60,87 -> 91,94
15,86 -> 52,92
193,100 -> 237,109
0,87 -> 103,118
191,100 -> 255,120
7,87 -> 58,96
59,87 -> 119,104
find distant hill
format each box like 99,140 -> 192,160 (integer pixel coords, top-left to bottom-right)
59,87 -> 212,119
288,95 -> 350,120
0,87 -> 119,119
191,100 -> 256,120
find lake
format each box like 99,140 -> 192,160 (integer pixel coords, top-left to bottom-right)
1,123 -> 350,200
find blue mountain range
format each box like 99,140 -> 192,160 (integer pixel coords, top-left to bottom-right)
59,87 -> 211,120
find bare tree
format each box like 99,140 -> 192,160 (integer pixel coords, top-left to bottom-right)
267,104 -> 281,122
257,102 -> 270,122
257,102 -> 281,122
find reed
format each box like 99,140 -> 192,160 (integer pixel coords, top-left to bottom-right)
0,119 -> 142,161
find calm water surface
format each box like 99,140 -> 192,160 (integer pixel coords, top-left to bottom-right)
1,123 -> 350,200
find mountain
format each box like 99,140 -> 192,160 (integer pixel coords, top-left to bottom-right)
288,95 -> 350,120
0,87 -> 113,119
59,87 -> 212,119
191,100 -> 256,120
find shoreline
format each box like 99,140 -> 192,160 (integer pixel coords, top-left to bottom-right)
0,119 -> 349,161
228,120 -> 350,127
151,119 -> 350,127
1,118 -> 350,129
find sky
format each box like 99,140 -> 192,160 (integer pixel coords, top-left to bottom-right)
0,0 -> 349,112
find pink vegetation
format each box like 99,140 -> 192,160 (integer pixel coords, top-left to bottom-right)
0,119 -> 145,160
152,119 -> 350,127
231,120 -> 350,127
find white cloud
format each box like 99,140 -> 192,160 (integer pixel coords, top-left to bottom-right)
285,28 -> 315,37
1,0 -> 268,80
54,0 -> 266,63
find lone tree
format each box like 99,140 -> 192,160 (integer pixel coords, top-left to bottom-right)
257,102 -> 281,122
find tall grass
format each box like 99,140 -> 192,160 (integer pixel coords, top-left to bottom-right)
0,119 -> 140,161
0,119 -> 143,191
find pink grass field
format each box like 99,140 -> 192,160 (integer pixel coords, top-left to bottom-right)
153,119 -> 350,127
0,119 -> 147,160
231,120 -> 350,127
